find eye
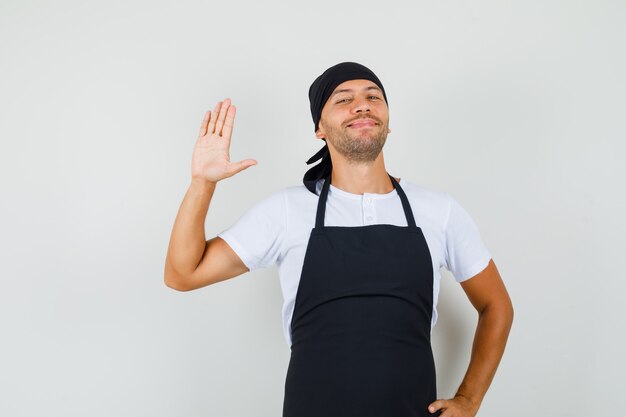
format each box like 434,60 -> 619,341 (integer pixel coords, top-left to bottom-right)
369,95 -> 380,100
336,98 -> 350,104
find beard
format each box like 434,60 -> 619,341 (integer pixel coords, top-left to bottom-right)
321,118 -> 389,164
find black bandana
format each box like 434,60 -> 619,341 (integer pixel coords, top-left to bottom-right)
303,61 -> 388,194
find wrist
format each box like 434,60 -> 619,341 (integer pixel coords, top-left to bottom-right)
191,177 -> 217,189
454,393 -> 481,412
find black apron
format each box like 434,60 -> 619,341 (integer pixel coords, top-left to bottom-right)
283,172 -> 441,417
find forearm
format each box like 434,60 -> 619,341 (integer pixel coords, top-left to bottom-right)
454,303 -> 514,410
165,178 -> 217,279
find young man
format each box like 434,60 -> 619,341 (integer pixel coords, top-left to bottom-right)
164,62 -> 514,417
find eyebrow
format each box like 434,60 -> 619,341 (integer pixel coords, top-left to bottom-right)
330,86 -> 382,98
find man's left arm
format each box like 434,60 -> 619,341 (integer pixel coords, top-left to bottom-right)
428,259 -> 514,416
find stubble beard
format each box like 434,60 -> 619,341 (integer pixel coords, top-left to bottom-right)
322,119 -> 389,164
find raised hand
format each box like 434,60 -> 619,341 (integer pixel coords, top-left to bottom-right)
191,98 -> 257,184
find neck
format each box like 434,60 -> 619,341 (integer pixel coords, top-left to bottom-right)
329,150 -> 399,195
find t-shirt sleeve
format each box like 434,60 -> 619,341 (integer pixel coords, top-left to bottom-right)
217,189 -> 286,272
443,192 -> 492,282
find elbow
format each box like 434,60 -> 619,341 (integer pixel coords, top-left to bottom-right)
481,298 -> 514,329
164,257 -> 193,291
499,297 -> 514,322
499,299 -> 515,331
164,269 -> 193,292
164,275 -> 188,292
504,294 -> 515,323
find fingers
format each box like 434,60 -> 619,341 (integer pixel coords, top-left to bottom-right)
203,98 -> 234,138
214,98 -> 231,136
428,399 -> 448,414
221,105 -> 236,140
229,159 -> 257,176
200,98 -> 236,141
198,110 -> 211,137
206,100 -> 222,136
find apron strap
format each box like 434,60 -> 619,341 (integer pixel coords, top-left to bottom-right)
315,172 -> 332,228
388,174 -> 417,228
315,172 -> 417,228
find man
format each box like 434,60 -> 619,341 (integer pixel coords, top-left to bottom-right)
164,62 -> 514,417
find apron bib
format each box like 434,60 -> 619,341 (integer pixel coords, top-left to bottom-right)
283,173 -> 440,417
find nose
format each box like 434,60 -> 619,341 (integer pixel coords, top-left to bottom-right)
351,96 -> 371,113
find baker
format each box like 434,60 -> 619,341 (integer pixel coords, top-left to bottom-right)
164,61 -> 514,417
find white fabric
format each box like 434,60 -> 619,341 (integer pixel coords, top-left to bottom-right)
217,177 -> 492,348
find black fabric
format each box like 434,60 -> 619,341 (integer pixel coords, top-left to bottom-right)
303,143 -> 332,194
283,173 -> 441,417
304,62 -> 388,194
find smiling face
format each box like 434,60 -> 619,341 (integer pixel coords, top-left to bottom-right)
315,79 -> 391,163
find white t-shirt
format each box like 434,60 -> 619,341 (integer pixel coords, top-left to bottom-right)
217,177 -> 492,348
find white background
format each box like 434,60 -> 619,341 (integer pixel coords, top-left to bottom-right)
1,0 -> 624,415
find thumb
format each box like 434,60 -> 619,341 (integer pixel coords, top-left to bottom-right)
428,399 -> 448,414
229,159 -> 258,175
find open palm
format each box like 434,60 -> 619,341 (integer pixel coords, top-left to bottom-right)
191,98 -> 257,183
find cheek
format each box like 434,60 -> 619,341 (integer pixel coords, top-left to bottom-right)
324,115 -> 345,129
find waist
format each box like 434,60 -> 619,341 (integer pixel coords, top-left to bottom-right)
291,295 -> 432,351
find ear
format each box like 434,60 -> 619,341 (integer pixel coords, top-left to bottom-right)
315,125 -> 326,140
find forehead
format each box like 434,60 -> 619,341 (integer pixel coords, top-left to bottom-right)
330,79 -> 381,96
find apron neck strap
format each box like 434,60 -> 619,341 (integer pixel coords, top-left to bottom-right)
315,173 -> 417,228
389,174 -> 417,228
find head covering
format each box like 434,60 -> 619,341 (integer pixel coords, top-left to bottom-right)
303,61 -> 388,194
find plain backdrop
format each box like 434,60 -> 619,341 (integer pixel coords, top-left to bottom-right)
1,0 -> 624,416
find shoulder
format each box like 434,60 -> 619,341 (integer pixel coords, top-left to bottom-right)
231,186 -> 289,223
396,179 -> 465,237
250,183 -> 319,222
282,180 -> 323,202
399,178 -> 451,211
251,186 -> 287,210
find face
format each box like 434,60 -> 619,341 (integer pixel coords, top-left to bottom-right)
316,79 -> 390,163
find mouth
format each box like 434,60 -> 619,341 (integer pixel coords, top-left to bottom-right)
347,119 -> 377,128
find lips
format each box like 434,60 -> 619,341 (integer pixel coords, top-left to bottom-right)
348,119 -> 377,128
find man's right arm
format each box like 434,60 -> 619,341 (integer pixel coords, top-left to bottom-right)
164,98 -> 257,291
164,179 -> 249,291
